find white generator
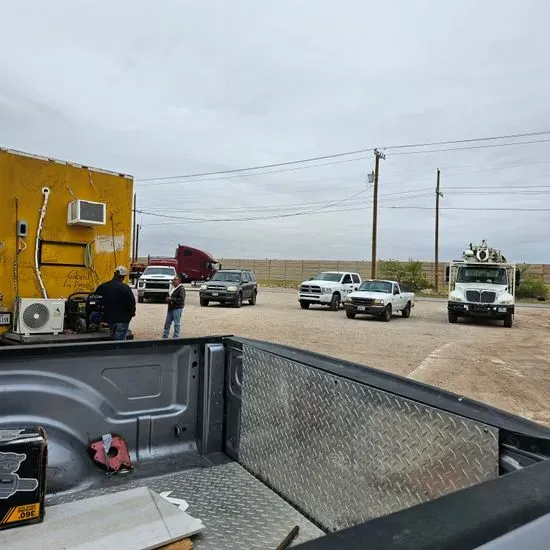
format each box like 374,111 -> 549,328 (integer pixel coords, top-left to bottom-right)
14,298 -> 66,335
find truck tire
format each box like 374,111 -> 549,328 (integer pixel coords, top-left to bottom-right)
300,301 -> 310,309
504,314 -> 513,328
448,310 -> 458,323
233,293 -> 243,308
200,298 -> 209,307
329,293 -> 341,311
138,295 -> 144,304
249,291 -> 257,305
346,309 -> 356,319
402,302 -> 411,318
382,304 -> 392,322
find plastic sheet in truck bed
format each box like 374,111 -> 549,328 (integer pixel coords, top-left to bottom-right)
48,461 -> 324,549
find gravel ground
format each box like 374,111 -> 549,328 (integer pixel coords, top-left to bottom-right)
132,287 -> 550,425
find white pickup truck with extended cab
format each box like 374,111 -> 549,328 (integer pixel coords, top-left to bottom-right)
298,271 -> 362,310
137,265 -> 177,303
447,240 -> 520,328
344,279 -> 415,321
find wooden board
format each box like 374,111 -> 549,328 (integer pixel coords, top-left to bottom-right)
160,538 -> 193,549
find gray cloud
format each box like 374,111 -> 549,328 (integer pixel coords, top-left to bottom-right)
2,1 -> 549,262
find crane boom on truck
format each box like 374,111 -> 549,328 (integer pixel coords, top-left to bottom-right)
447,240 -> 521,328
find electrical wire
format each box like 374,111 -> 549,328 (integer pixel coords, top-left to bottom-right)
136,130 -> 550,182
136,155 -> 374,187
138,183 -> 550,215
137,183 -> 550,218
85,241 -> 100,287
137,186 -> 371,222
35,187 -> 50,299
138,197 -> 549,225
389,138 -> 550,156
110,214 -> 118,267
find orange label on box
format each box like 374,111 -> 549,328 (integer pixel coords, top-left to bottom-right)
1,503 -> 40,524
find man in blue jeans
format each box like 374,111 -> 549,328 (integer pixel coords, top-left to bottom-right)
95,266 -> 136,341
162,275 -> 185,338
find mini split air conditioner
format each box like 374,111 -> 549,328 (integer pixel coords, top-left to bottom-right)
67,199 -> 106,227
14,298 -> 65,335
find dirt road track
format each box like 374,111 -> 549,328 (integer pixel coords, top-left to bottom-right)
132,288 -> 550,425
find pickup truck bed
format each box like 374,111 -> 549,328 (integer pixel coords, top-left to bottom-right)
1,337 -> 549,549
50,460 -> 323,547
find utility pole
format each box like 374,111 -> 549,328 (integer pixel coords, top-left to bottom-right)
135,224 -> 140,262
132,193 -> 137,262
434,169 -> 443,292
371,149 -> 385,279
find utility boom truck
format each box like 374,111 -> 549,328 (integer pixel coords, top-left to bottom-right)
447,240 -> 520,328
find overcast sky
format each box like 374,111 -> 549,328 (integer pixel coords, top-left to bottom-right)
2,1 -> 549,262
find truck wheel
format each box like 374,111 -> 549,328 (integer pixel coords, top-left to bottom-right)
138,295 -> 144,304
504,314 -> 513,328
200,298 -> 209,307
448,311 -> 458,324
346,309 -> 356,319
249,291 -> 257,305
402,302 -> 411,318
300,301 -> 310,309
382,304 -> 392,322
329,293 -> 341,311
233,293 -> 243,308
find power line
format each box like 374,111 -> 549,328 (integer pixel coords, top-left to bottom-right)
136,155 -> 373,187
139,186 -> 435,214
139,200 -> 550,226
138,184 -> 550,215
140,156 -> 550,189
136,151 -> 550,190
390,138 -> 550,156
136,130 -> 550,183
141,204 -> 550,227
136,186 -> 372,223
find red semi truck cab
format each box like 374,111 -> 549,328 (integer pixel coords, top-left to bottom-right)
130,245 -> 220,284
175,245 -> 220,282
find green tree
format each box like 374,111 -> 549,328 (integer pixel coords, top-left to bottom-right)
378,259 -> 432,292
516,278 -> 548,299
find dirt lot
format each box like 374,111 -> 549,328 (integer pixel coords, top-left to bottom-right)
132,287 -> 550,425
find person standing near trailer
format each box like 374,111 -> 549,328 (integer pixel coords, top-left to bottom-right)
162,275 -> 186,338
95,266 -> 136,341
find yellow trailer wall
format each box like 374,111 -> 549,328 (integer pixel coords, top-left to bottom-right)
0,148 -> 133,334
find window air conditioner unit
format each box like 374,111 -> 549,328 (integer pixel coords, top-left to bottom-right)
67,199 -> 106,226
14,298 -> 66,335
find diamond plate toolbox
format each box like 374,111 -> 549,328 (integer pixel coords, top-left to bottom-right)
239,346 -> 499,532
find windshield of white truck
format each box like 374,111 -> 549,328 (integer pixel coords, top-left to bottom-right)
313,272 -> 343,282
143,267 -> 175,276
456,267 -> 507,284
211,271 -> 241,282
358,280 -> 393,293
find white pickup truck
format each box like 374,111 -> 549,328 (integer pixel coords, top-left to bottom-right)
137,265 -> 177,303
344,279 -> 415,321
298,271 -> 362,311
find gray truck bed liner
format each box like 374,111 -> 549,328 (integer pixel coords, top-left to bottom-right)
49,461 -> 324,549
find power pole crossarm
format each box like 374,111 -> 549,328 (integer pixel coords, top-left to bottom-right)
371,149 -> 385,279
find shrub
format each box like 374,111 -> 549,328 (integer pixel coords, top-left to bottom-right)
378,259 -> 432,292
516,278 -> 548,299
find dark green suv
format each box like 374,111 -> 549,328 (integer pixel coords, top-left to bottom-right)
199,269 -> 258,308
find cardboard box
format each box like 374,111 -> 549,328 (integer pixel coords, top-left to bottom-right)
0,427 -> 47,530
